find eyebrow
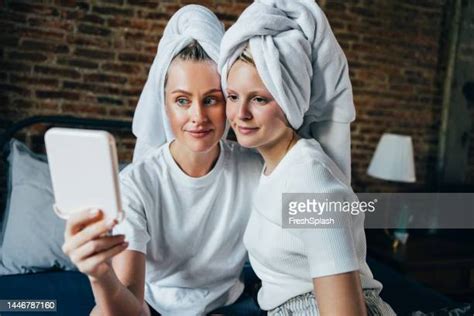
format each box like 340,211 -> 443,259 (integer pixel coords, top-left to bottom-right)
226,88 -> 268,95
204,88 -> 223,95
170,88 -> 222,95
170,89 -> 191,95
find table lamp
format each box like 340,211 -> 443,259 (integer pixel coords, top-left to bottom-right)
367,133 -> 416,250
368,133 -> 416,183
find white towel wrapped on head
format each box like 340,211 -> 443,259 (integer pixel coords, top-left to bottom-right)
132,5 -> 224,162
219,0 -> 355,181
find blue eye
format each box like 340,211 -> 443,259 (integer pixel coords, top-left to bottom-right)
176,98 -> 190,106
204,96 -> 217,106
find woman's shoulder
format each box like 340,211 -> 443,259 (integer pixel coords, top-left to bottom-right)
119,143 -> 169,181
288,138 -> 351,192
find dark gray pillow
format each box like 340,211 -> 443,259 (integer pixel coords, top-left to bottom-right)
0,139 -> 77,275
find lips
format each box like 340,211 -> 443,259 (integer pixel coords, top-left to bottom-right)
186,129 -> 213,138
237,126 -> 259,135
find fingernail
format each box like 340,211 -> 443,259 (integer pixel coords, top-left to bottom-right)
89,208 -> 100,217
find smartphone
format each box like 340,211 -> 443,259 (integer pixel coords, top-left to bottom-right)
45,128 -> 124,223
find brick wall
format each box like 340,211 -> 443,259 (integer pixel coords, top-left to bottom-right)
0,0 -> 470,200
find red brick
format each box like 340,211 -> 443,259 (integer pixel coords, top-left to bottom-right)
27,17 -> 74,32
11,98 -> 37,110
57,57 -> 99,69
83,73 -> 127,85
8,3 -> 60,16
136,11 -> 170,20
21,40 -> 69,54
62,103 -> 108,116
108,108 -> 135,117
81,14 -> 106,25
92,5 -> 134,17
7,51 -> 48,62
118,52 -> 154,63
97,96 -> 124,106
54,0 -> 79,8
10,74 -> 58,87
127,0 -> 159,9
129,18 -> 153,30
18,26 -> 64,41
101,62 -> 142,74
36,90 -> 80,100
107,16 -> 133,28
77,23 -> 112,37
34,65 -> 81,79
38,100 -> 60,111
66,34 -> 112,48
75,48 -> 115,60
62,80 -> 121,95
102,0 -> 124,4
118,87 -> 142,97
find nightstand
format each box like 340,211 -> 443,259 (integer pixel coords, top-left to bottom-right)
365,229 -> 474,302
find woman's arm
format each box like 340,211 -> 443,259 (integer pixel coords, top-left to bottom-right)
313,271 -> 366,316
90,250 -> 148,316
63,209 -> 149,316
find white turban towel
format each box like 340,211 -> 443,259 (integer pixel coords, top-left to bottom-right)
132,5 -> 225,162
219,0 -> 355,182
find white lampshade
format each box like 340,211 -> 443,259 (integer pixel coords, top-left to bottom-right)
367,133 -> 416,183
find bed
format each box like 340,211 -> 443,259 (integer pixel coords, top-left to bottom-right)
0,116 -> 469,315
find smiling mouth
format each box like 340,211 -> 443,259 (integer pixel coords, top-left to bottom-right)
237,126 -> 259,135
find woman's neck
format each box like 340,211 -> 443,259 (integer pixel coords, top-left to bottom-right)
169,140 -> 220,177
259,129 -> 298,176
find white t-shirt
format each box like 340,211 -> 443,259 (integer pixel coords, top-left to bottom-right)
114,140 -> 262,315
243,138 -> 383,310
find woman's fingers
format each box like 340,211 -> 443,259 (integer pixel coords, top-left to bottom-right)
65,208 -> 103,237
61,208 -> 125,280
63,218 -> 118,255
72,234 -> 126,261
80,241 -> 129,273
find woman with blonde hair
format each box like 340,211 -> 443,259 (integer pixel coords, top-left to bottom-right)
219,0 -> 396,314
62,5 -> 262,315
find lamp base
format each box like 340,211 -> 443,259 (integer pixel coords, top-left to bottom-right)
384,228 -> 409,252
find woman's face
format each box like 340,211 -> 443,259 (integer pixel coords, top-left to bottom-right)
165,59 -> 226,153
226,60 -> 290,149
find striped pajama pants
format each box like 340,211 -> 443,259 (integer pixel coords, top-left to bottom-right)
268,289 -> 397,316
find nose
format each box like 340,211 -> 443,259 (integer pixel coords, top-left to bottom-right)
190,101 -> 208,124
237,100 -> 252,121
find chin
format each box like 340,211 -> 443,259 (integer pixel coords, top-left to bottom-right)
235,134 -> 260,149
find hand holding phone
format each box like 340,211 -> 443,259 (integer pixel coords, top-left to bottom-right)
62,208 -> 128,282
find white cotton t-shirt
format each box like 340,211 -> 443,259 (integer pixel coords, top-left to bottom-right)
243,138 -> 383,310
114,140 -> 262,315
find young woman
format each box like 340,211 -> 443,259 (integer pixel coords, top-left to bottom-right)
61,5 -> 262,316
219,0 -> 396,315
